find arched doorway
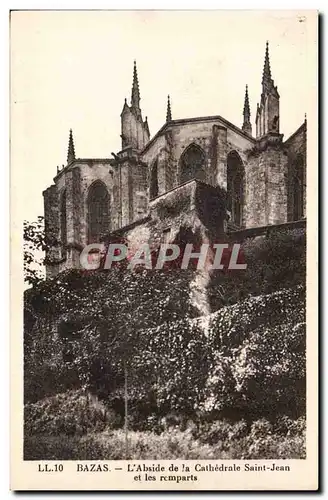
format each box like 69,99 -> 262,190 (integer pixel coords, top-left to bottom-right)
227,151 -> 244,227
179,144 -> 206,184
87,181 -> 110,243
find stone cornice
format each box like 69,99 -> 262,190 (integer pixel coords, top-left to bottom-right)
248,132 -> 285,155
53,158 -> 112,182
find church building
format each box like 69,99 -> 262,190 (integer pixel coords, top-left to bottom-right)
43,43 -> 306,277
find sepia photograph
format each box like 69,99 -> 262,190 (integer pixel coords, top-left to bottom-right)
10,9 -> 318,490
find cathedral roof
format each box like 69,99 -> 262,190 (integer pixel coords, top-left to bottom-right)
53,158 -> 112,181
141,114 -> 256,154
284,121 -> 307,145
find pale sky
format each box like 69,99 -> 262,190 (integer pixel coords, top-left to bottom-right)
11,10 -> 317,222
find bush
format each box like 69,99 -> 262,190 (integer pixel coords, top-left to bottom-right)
125,286 -> 306,422
24,389 -> 121,436
25,267 -> 199,331
24,416 -> 306,460
196,419 -> 249,445
24,285 -> 305,423
202,320 -> 305,420
206,285 -> 305,349
208,228 -> 306,311
24,267 -> 202,403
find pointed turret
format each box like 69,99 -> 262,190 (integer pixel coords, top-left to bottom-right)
121,97 -> 130,115
166,95 -> 172,122
67,129 -> 75,164
243,85 -> 250,120
120,61 -> 149,150
242,85 -> 252,136
131,60 -> 140,113
144,116 -> 150,136
262,41 -> 272,88
256,42 -> 280,138
261,41 -> 279,98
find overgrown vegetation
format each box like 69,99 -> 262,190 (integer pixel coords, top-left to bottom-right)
208,227 -> 306,309
23,217 -> 47,286
25,421 -> 306,460
24,392 -> 305,460
24,228 -> 306,459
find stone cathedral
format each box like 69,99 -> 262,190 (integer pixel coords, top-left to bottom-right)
43,43 -> 306,277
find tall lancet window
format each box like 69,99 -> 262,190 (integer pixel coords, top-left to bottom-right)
227,151 -> 244,227
87,181 -> 110,244
179,144 -> 206,184
293,154 -> 305,221
60,189 -> 67,259
150,160 -> 159,199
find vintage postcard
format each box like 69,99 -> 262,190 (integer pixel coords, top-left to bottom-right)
10,10 -> 318,491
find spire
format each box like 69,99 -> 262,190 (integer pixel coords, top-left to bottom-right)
262,41 -> 272,88
166,95 -> 172,122
243,85 -> 250,120
121,97 -> 130,117
131,60 -> 140,111
242,85 -> 252,136
144,116 -> 150,136
67,129 -> 75,164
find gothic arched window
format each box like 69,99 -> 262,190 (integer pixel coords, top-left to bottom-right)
150,160 -> 159,199
293,154 -> 305,220
227,151 -> 244,228
60,189 -> 67,259
179,144 -> 206,184
87,181 -> 110,244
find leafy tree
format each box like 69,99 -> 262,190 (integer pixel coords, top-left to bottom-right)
24,266 -> 200,455
23,216 -> 46,286
23,215 -> 62,286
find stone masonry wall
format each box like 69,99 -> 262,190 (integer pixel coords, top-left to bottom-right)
141,118 -> 255,196
284,123 -> 307,220
74,161 -> 114,246
245,145 -> 288,227
131,163 -> 148,221
46,160 -> 114,275
114,180 -> 227,257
